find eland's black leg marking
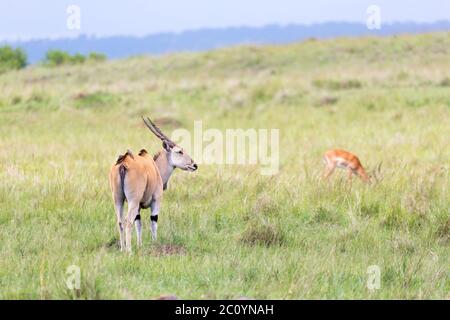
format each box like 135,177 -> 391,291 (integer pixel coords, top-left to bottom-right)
150,200 -> 160,241
134,211 -> 142,247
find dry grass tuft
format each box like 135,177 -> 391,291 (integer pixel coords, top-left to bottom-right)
150,244 -> 187,256
240,222 -> 285,247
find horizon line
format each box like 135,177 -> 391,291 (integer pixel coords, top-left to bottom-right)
2,19 -> 449,44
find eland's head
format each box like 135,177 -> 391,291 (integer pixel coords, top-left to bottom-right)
142,116 -> 198,172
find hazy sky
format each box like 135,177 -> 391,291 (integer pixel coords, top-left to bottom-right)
1,0 -> 449,41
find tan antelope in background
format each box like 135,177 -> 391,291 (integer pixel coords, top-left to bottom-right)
109,117 -> 198,252
323,149 -> 371,184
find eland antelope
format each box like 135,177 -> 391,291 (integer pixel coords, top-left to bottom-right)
109,117 -> 197,252
323,149 -> 370,184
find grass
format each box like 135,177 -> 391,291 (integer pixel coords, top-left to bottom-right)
0,32 -> 449,299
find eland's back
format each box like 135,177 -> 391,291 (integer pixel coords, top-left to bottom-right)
109,149 -> 163,210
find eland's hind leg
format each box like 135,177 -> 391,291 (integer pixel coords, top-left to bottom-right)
114,199 -> 125,251
125,201 -> 140,252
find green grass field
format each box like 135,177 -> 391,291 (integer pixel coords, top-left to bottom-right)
0,32 -> 449,299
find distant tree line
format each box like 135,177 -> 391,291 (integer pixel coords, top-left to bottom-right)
0,45 -> 107,73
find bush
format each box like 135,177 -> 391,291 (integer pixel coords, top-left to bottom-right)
44,50 -> 74,66
71,53 -> 86,64
0,46 -> 27,73
43,50 -> 107,66
87,52 -> 107,62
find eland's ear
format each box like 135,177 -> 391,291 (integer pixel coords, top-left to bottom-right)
162,141 -> 172,151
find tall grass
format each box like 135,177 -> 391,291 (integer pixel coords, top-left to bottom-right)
0,32 -> 448,299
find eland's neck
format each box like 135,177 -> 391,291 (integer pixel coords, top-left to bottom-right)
154,151 -> 174,189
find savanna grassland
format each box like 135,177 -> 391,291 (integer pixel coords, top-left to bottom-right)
0,32 -> 449,299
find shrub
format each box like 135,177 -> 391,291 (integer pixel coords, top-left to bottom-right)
87,52 -> 107,62
44,50 -> 74,66
43,50 -> 107,66
0,46 -> 27,73
71,53 -> 86,64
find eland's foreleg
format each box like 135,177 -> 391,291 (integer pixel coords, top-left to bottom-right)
150,199 -> 161,241
135,208 -> 142,247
